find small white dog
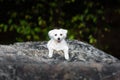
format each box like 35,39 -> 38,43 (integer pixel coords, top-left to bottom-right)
47,29 -> 69,60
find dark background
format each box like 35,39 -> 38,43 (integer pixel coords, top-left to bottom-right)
0,0 -> 120,59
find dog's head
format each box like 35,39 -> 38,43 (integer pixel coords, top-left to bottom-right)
48,29 -> 68,43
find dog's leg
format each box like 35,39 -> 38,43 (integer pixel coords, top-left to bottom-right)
48,48 -> 53,58
64,49 -> 69,60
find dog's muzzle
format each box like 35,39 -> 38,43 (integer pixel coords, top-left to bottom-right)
58,38 -> 60,40
57,38 -> 61,43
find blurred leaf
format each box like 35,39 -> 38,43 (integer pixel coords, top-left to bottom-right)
93,17 -> 97,23
97,9 -> 103,14
16,37 -> 23,42
49,2 -> 57,7
26,35 -> 31,40
9,25 -> 14,31
89,35 -> 96,44
33,35 -> 40,40
20,20 -> 27,25
3,25 -> 8,32
84,8 -> 89,14
34,27 -> 40,32
79,23 -> 85,28
87,2 -> 93,8
69,35 -> 74,40
8,19 -> 12,24
11,12 -> 17,18
0,24 -> 3,28
65,0 -> 75,3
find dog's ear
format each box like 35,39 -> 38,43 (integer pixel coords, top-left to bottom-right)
60,29 -> 68,38
60,29 -> 68,34
48,30 -> 55,39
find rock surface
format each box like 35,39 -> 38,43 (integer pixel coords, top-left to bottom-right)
0,40 -> 120,80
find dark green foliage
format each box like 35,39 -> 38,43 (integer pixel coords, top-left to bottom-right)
0,0 -> 119,46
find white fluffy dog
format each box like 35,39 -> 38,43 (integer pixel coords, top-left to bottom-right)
47,29 -> 69,60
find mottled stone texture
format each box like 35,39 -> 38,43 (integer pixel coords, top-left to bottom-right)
0,40 -> 120,80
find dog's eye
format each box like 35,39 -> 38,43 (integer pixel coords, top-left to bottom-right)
55,34 -> 57,36
60,34 -> 62,36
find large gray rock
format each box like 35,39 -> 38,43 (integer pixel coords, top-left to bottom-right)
0,40 -> 120,80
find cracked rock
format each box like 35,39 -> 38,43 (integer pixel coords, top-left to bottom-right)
0,40 -> 120,80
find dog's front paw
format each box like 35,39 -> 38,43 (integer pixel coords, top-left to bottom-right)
48,49 -> 53,58
64,54 -> 69,60
65,57 -> 69,60
48,54 -> 53,58
64,50 -> 69,60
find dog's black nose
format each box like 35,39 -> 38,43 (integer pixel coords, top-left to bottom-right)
58,38 -> 60,40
